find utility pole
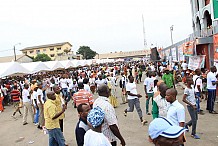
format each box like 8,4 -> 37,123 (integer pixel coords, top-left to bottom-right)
13,43 -> 21,61
170,25 -> 174,45
142,14 -> 147,49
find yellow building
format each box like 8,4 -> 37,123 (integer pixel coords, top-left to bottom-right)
21,42 -> 72,60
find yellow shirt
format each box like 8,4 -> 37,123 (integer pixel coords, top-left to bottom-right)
54,93 -> 65,120
44,99 -> 60,129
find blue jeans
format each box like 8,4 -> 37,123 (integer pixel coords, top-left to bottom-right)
48,128 -> 65,146
34,106 -> 39,123
195,92 -> 201,113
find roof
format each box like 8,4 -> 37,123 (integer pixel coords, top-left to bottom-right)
20,42 -> 72,51
0,54 -> 32,63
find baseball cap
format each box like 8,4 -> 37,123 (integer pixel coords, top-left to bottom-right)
87,106 -> 105,128
148,117 -> 187,139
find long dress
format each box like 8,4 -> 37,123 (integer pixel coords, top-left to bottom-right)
107,77 -> 118,108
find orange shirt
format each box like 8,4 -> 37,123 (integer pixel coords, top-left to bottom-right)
72,89 -> 94,107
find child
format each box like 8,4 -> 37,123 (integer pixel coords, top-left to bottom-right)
182,77 -> 200,139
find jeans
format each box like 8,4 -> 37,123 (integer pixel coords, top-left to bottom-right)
146,93 -> 154,113
126,98 -> 143,118
195,92 -> 201,113
48,128 -> 65,146
34,106 -> 39,123
61,88 -> 69,102
207,89 -> 216,112
186,105 -> 198,135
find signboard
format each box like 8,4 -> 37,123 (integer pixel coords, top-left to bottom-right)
214,34 -> 218,62
213,0 -> 218,19
178,45 -> 184,61
183,41 -> 194,56
171,47 -> 177,61
188,55 -> 205,70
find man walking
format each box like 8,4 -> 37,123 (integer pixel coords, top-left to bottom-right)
162,68 -> 175,88
22,83 -> 34,125
37,82 -> 45,129
93,84 -> 125,146
124,75 -> 148,125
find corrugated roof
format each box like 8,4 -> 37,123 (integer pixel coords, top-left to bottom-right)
20,42 -> 72,51
0,54 -> 32,63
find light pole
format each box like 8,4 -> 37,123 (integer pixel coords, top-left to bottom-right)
170,25 -> 174,45
13,43 -> 21,61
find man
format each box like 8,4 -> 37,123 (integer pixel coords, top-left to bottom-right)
207,66 -> 218,114
37,82 -> 45,129
124,75 -> 147,125
162,68 -> 175,89
181,61 -> 188,73
44,91 -> 66,146
93,84 -> 125,146
22,83 -> 34,125
11,85 -> 22,117
53,85 -> 65,132
193,69 -> 203,114
95,74 -> 107,89
83,78 -> 91,93
144,72 -> 155,115
75,103 -> 91,146
152,83 -> 169,119
72,82 -> 94,108
166,88 -> 185,127
120,72 -> 127,104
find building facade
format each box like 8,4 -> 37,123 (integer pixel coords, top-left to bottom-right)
160,0 -> 218,69
21,42 -> 73,60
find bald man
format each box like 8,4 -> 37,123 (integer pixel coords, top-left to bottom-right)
93,84 -> 125,146
44,91 -> 66,146
166,88 -> 185,127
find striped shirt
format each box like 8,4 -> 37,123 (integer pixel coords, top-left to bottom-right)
11,89 -> 20,102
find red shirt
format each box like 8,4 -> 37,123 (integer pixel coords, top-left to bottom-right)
11,89 -> 20,102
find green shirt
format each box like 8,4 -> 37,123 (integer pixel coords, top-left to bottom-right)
162,73 -> 174,88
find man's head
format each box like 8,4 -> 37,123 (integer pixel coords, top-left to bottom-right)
97,84 -> 110,97
210,66 -> 217,73
77,103 -> 91,120
24,83 -> 29,89
37,82 -> 43,89
47,91 -> 56,100
128,75 -> 134,83
78,82 -> 84,90
53,85 -> 61,94
98,74 -> 102,80
159,83 -> 168,98
83,78 -> 89,84
164,68 -> 170,74
186,77 -> 194,85
165,88 -> 177,103
195,69 -> 201,76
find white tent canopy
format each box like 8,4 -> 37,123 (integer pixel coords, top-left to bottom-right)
43,61 -> 65,71
0,62 -> 30,78
59,60 -> 75,69
21,62 -> 50,73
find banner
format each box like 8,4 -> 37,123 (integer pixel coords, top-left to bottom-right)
171,47 -> 177,61
213,0 -> 218,19
214,34 -> 218,62
178,45 -> 184,61
183,41 -> 194,56
188,55 -> 205,70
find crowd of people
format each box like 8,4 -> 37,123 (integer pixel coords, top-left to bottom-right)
0,60 -> 217,146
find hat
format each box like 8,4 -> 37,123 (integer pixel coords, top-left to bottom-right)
148,117 -> 187,139
87,106 -> 105,128
164,68 -> 169,71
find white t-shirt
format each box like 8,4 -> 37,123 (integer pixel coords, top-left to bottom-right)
84,129 -> 112,146
95,79 -> 106,87
32,90 -> 38,106
36,88 -> 44,104
184,87 -> 196,105
89,78 -> 95,86
207,72 -> 217,89
144,77 -> 154,93
78,78 -> 84,83
126,82 -> 138,100
181,63 -> 188,70
69,83 -> 78,92
84,84 -> 91,92
59,78 -> 68,88
193,75 -> 202,92
22,88 -> 30,103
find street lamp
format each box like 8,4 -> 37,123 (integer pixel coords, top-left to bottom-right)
170,25 -> 174,45
14,43 -> 21,61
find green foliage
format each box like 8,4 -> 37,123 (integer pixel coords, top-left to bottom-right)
77,46 -> 97,59
33,53 -> 52,62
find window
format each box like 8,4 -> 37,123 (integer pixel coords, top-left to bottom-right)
50,54 -> 55,57
57,47 -> 61,51
36,50 -> 40,54
43,49 -> 46,52
57,53 -> 63,56
50,48 -> 54,51
29,50 -> 34,54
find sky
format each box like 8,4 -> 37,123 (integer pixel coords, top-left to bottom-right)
0,0 -> 193,57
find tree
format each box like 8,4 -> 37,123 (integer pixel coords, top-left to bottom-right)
77,46 -> 97,59
33,53 -> 52,62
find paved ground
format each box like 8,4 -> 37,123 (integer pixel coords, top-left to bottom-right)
1,75 -> 218,146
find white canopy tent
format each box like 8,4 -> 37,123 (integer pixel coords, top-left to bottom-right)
43,61 -> 65,71
0,62 -> 30,78
59,60 -> 75,69
21,62 -> 50,73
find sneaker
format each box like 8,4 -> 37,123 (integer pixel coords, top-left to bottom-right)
191,134 -> 200,139
124,110 -> 127,117
34,123 -> 39,126
146,112 -> 151,115
141,120 -> 148,126
185,125 -> 189,132
23,122 -> 28,125
37,125 -> 43,130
